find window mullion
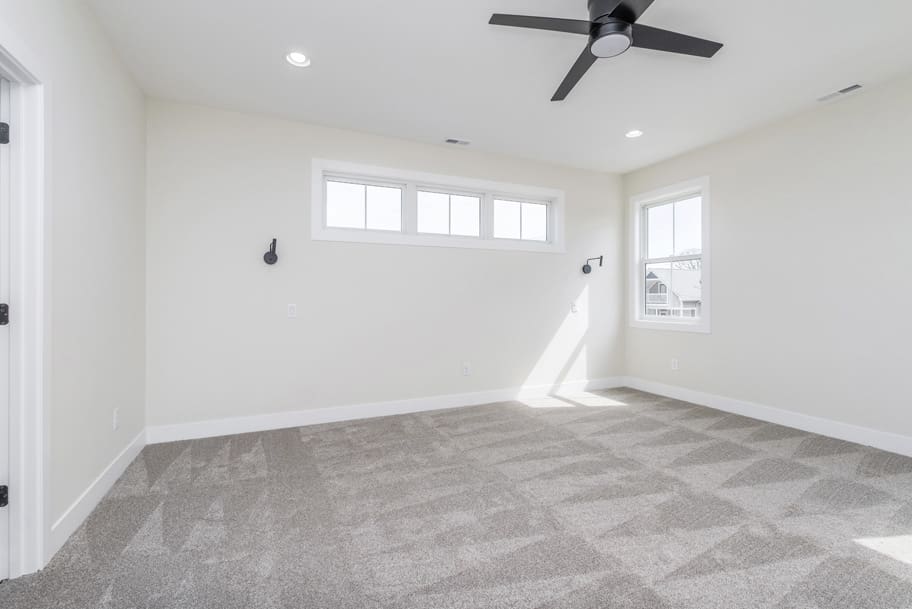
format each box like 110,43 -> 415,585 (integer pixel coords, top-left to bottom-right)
671,199 -> 676,257
519,203 -> 524,240
404,182 -> 417,234
547,203 -> 552,242
482,193 -> 494,240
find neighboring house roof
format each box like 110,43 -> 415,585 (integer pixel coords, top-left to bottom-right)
646,269 -> 702,302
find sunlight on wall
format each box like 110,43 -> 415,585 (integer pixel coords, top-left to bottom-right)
515,284 -> 630,409
855,535 -> 912,565
522,285 -> 590,390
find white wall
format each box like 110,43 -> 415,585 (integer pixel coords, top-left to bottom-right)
146,100 -> 625,428
0,1 -> 146,524
624,74 -> 912,438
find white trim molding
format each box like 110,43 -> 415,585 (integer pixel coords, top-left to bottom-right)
0,31 -> 48,578
147,377 -> 625,444
310,159 -> 566,254
47,431 -> 145,562
624,377 -> 912,458
629,177 -> 711,334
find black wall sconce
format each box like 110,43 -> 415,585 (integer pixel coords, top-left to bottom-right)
582,256 -> 603,274
263,238 -> 278,265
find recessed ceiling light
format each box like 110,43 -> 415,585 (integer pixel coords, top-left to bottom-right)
285,52 -> 311,68
626,129 -> 644,139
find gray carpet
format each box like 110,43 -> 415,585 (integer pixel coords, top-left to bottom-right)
3,388 -> 912,608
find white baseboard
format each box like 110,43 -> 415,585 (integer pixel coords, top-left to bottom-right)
47,431 -> 146,561
146,377 -> 626,444
624,377 -> 912,458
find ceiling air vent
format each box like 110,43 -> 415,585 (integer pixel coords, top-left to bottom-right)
444,138 -> 471,146
818,84 -> 863,102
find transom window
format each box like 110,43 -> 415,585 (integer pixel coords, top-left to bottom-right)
325,180 -> 402,231
493,200 -> 548,242
312,160 -> 564,253
417,190 -> 481,237
630,178 -> 711,333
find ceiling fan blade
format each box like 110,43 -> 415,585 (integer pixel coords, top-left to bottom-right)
609,0 -> 657,23
632,24 -> 723,58
552,46 -> 598,101
489,14 -> 592,35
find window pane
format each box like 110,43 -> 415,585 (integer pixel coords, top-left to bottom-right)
450,195 -> 480,237
645,260 -> 702,318
417,191 -> 449,234
521,202 -> 547,241
644,262 -> 671,317
674,196 -> 702,256
493,200 -> 521,239
646,202 -> 674,259
365,185 -> 401,231
326,181 -> 365,229
671,259 -> 702,319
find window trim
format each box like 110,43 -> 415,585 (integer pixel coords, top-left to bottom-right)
629,177 -> 711,333
311,159 -> 565,253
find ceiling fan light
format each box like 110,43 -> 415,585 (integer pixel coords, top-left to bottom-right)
591,20 -> 633,58
591,33 -> 631,58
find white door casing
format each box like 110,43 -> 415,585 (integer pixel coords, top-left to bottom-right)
0,75 -> 12,581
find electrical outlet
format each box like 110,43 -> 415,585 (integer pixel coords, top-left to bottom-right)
287,304 -> 298,318
112,408 -> 119,431
570,302 -> 579,314
670,358 -> 679,371
462,362 -> 471,377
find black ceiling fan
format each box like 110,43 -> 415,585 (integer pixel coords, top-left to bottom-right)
489,0 -> 723,101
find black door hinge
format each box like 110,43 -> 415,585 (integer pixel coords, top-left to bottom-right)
0,486 -> 8,508
0,304 -> 7,326
0,122 -> 8,144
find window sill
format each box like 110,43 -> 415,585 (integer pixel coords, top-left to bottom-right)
629,318 -> 711,334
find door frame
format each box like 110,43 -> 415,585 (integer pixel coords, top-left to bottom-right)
0,31 -> 49,579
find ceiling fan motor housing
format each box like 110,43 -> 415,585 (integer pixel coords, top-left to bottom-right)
588,0 -> 630,23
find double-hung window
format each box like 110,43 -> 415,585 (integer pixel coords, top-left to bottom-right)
312,160 -> 564,253
630,177 -> 710,332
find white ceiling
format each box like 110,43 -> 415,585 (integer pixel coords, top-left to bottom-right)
87,0 -> 912,173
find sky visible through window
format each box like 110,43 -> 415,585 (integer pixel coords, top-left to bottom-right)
326,180 -> 402,231
417,191 -> 480,236
494,200 -> 547,242
647,196 -> 701,258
